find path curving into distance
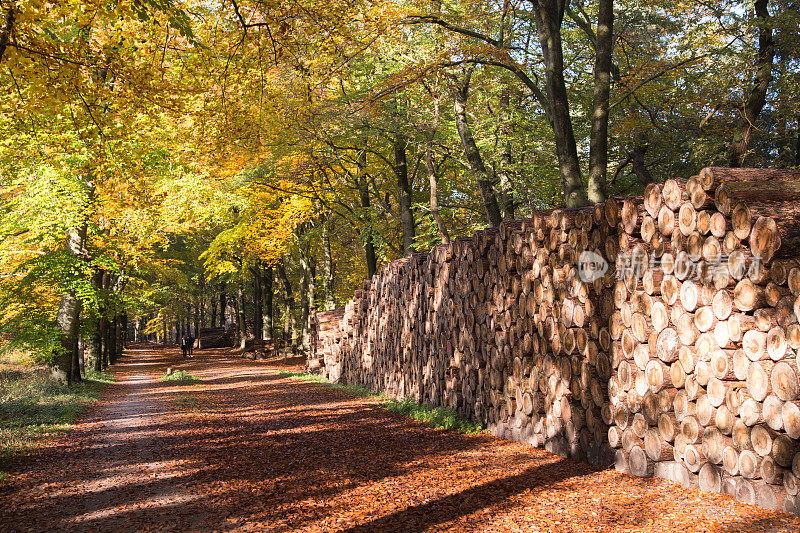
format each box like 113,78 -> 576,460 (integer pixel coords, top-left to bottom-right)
1,345 -> 798,532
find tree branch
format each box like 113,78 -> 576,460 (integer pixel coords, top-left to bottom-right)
405,15 -> 501,47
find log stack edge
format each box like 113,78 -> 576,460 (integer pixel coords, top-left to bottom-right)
310,167 -> 800,515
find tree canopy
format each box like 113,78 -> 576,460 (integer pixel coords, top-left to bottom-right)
0,0 -> 798,380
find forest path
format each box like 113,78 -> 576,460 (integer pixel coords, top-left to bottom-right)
1,345 -> 799,532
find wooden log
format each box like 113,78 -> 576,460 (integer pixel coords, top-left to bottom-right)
698,167 -> 800,192
740,398 -> 764,426
771,361 -> 799,401
645,428 -> 674,461
629,444 -> 654,477
659,412 -> 679,443
784,471 -> 799,497
716,405 -> 735,436
662,179 -> 684,211
735,477 -> 757,504
763,394 -> 785,431
751,424 -> 777,457
735,279 -> 766,312
684,444 -> 706,473
699,462 -> 722,492
644,183 -> 663,218
723,445 -> 740,476
738,449 -> 763,479
773,434 -> 797,468
679,203 -> 697,236
756,482 -> 784,511
658,205 -> 675,236
681,415 -> 703,444
783,401 -> 800,439
743,330 -> 767,362
733,418 -> 753,450
614,448 -> 630,473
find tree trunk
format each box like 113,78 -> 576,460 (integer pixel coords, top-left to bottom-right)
251,264 -> 263,342
198,273 -> 205,330
587,0 -> 613,204
795,116 -> 800,167
425,98 -> 450,244
452,74 -> 503,227
236,275 -> 246,350
729,0 -> 774,167
264,266 -> 274,340
299,246 -> 315,352
86,269 -> 104,371
277,258 -> 297,353
357,151 -> 378,277
219,289 -> 227,327
321,218 -> 336,309
193,297 -> 200,337
210,292 -> 217,328
115,315 -> 123,360
631,132 -> 653,185
0,8 -> 14,63
426,147 -> 451,244
71,332 -> 82,383
51,227 -> 86,384
109,316 -> 118,364
394,134 -> 416,255
497,89 -> 516,219
533,0 -> 588,207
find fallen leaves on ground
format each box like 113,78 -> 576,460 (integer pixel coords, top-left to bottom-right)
0,345 -> 798,532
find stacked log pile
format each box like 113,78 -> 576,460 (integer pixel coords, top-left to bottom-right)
308,309 -> 345,372
199,327 -> 233,348
320,167 -> 800,515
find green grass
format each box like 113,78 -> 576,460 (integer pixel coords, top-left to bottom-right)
277,370 -> 484,435
0,359 -> 114,475
384,398 -> 485,434
174,392 -> 201,411
160,369 -> 200,384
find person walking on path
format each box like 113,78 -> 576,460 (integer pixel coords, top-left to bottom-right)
180,335 -> 193,358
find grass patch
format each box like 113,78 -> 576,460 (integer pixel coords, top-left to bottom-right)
385,398 -> 485,434
160,369 -> 199,384
174,393 -> 201,411
0,363 -> 114,476
277,370 -> 483,434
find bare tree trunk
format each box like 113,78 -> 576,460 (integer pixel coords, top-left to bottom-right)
86,269 -> 103,371
0,8 -> 14,63
264,266 -> 274,340
277,258 -> 297,353
533,0 -> 588,207
299,245 -> 315,352
497,89 -> 516,219
729,0 -> 774,167
631,133 -> 653,185
425,98 -> 450,244
394,134 -> 416,255
51,227 -> 86,384
321,218 -> 336,309
71,333 -> 82,383
795,116 -> 800,167
219,288 -> 227,327
426,148 -> 451,244
587,0 -> 613,204
356,151 -> 378,277
210,292 -> 217,328
235,275 -> 247,350
452,72 -> 503,227
251,264 -> 263,341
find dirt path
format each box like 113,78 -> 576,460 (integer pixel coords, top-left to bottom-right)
1,346 -> 799,532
